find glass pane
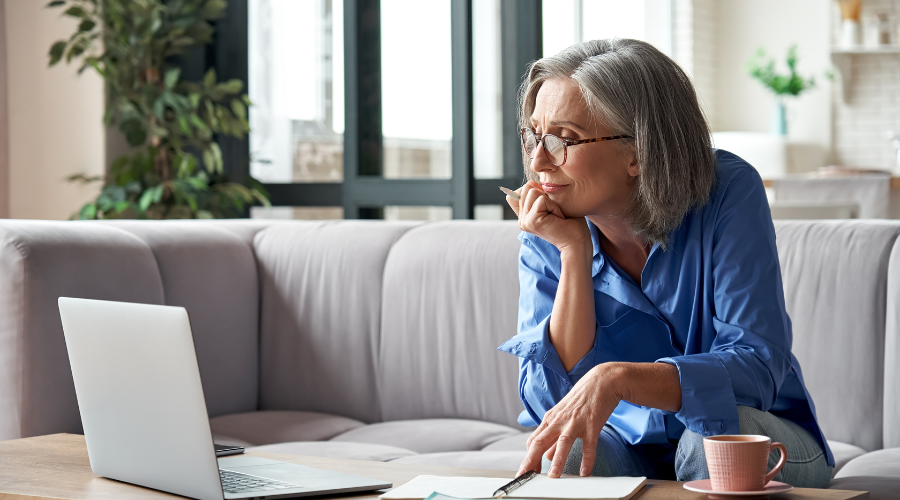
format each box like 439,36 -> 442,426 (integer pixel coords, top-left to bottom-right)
473,0 -> 503,179
381,0 -> 452,179
249,0 -> 344,183
475,205 -> 504,220
384,206 -> 452,221
543,1 -> 671,57
250,206 -> 344,219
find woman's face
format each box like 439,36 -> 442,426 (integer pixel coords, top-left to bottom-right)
528,77 -> 638,218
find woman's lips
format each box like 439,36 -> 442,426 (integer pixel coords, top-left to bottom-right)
541,183 -> 568,193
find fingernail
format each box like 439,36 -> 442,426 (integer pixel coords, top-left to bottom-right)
549,466 -> 559,477
580,467 -> 589,476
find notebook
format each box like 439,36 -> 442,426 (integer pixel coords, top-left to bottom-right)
379,474 -> 647,500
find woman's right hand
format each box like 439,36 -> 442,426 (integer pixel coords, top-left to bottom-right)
506,181 -> 591,254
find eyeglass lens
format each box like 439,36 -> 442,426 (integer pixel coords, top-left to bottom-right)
523,129 -> 566,166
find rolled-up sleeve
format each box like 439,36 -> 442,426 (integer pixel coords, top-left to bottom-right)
498,233 -> 597,426
658,168 -> 793,436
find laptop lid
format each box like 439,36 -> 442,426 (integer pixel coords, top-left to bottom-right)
59,297 -> 224,500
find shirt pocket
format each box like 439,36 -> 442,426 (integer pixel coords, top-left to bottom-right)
598,308 -> 682,363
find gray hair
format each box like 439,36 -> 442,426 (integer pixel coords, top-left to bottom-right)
520,38 -> 715,247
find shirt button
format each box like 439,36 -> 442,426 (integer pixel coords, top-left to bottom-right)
529,343 -> 537,354
515,342 -> 522,350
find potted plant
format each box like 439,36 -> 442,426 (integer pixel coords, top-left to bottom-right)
745,44 -> 819,136
47,0 -> 269,219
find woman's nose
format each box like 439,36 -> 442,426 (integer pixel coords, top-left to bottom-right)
529,143 -> 557,174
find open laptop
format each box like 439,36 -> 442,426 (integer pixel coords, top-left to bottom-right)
58,297 -> 392,500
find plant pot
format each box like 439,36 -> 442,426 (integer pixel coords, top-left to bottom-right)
771,100 -> 787,136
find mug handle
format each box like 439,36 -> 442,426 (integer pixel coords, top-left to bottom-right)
764,442 -> 788,485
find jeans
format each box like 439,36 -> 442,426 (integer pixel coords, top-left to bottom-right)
541,406 -> 833,488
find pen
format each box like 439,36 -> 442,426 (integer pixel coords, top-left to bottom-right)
499,186 -> 520,201
492,470 -> 537,498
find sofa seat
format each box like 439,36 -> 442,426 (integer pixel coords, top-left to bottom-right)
827,440 -> 867,476
248,441 -> 417,462
209,410 -> 364,446
329,419 -> 522,453
830,448 -> 900,500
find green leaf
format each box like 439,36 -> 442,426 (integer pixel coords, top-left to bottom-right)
200,0 -> 228,20
186,176 -> 208,189
78,19 -> 95,32
139,189 -> 155,212
178,116 -> 191,135
46,1 -> 67,7
202,149 -> 214,172
114,201 -> 130,213
210,142 -> 223,172
218,79 -> 243,94
96,194 -> 114,211
230,99 -> 246,120
63,5 -> 87,18
48,41 -> 67,66
188,113 -> 208,131
196,209 -> 214,219
79,203 -> 97,220
164,67 -> 181,90
203,68 -> 217,88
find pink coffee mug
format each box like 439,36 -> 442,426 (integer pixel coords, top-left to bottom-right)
703,435 -> 787,492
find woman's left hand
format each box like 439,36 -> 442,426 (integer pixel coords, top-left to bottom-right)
517,363 -> 626,478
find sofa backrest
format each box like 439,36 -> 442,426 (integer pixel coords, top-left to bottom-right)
378,221 -> 523,428
253,221 -> 419,423
99,221 -> 264,418
774,220 -> 900,451
0,221 -> 166,440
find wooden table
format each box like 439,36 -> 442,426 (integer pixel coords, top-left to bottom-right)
0,434 -> 867,500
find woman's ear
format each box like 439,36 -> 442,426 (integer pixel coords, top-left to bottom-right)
626,155 -> 640,178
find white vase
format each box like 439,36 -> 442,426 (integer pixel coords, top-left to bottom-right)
840,19 -> 861,47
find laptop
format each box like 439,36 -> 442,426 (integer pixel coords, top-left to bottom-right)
58,297 -> 392,500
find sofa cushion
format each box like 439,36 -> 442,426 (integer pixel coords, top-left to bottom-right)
827,440 -> 867,477
330,419 -> 521,453
254,221 -> 419,423
379,221 -> 524,427
248,441 -> 416,462
828,476 -> 900,500
834,448 -> 900,479
391,451 -> 525,472
100,221 -> 261,418
210,411 -> 365,446
0,221 -> 165,440
481,432 -> 530,451
774,220 -> 900,451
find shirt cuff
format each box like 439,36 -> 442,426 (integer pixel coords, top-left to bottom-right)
656,353 -> 740,436
498,316 -> 596,386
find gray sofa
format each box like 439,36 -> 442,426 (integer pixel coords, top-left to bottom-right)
0,219 -> 898,498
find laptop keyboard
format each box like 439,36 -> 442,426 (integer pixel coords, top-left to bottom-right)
219,468 -> 302,494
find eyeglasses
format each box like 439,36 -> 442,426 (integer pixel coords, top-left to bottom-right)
520,127 -> 632,166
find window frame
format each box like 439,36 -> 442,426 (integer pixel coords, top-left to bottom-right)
194,0 -> 542,219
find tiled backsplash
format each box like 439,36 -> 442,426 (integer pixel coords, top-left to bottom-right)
833,0 -> 900,169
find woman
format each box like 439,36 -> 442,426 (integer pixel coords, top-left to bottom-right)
498,38 -> 833,487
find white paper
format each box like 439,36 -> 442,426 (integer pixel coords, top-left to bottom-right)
379,474 -> 647,500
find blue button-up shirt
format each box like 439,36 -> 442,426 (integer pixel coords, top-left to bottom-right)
498,150 -> 833,466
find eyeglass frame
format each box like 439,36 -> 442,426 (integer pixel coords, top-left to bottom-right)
520,127 -> 632,167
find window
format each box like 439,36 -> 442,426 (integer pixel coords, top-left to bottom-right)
201,0 -> 547,220
542,0 -> 673,57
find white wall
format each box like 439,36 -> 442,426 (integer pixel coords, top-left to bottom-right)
711,0 -> 832,158
4,0 -> 104,220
